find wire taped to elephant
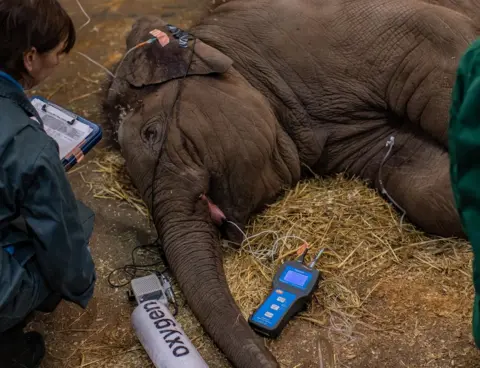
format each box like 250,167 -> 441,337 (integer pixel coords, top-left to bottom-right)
377,136 -> 407,228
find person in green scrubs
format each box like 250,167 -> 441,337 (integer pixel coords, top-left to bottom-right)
0,1 -> 97,367
449,37 -> 480,348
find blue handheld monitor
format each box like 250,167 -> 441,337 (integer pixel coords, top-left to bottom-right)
248,260 -> 322,338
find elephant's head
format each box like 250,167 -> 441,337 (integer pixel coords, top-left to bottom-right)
103,15 -> 301,368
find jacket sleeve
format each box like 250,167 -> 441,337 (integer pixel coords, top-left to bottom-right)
449,39 -> 480,243
448,38 -> 480,348
20,137 -> 96,309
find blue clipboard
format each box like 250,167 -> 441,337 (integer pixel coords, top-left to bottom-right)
30,95 -> 103,171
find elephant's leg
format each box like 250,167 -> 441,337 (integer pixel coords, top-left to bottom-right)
384,2 -> 477,149
367,126 -> 464,238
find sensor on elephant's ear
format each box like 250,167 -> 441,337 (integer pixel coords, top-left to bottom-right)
149,29 -> 170,47
120,28 -> 233,88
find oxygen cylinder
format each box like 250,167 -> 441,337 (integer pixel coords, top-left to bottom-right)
131,299 -> 209,368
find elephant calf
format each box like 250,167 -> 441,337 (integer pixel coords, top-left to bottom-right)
102,0 -> 479,366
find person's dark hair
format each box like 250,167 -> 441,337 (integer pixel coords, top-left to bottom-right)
0,0 -> 76,80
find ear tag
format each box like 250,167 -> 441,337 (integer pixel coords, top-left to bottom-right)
149,29 -> 170,47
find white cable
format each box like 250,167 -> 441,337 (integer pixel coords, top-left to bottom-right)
113,40 -> 155,78
377,136 -> 407,227
74,51 -> 114,78
75,0 -> 91,32
226,220 -> 310,262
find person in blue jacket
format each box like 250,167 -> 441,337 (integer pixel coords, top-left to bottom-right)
0,1 -> 97,367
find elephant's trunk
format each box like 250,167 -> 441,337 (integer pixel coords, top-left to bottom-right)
155,195 -> 279,367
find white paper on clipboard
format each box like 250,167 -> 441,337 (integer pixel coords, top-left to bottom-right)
31,99 -> 93,160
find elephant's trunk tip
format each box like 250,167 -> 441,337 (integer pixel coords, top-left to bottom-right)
243,338 -> 280,368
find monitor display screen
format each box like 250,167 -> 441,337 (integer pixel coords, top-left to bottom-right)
283,270 -> 308,288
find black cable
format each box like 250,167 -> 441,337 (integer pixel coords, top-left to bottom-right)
107,242 -> 166,288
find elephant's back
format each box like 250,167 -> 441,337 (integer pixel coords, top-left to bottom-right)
193,0 -> 479,125
421,0 -> 480,33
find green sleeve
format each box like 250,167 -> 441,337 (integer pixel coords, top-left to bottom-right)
449,37 -> 480,348
20,138 -> 96,309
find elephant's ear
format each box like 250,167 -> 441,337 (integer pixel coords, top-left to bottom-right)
117,16 -> 233,88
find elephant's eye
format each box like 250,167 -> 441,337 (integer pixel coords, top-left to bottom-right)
141,117 -> 164,149
144,125 -> 157,142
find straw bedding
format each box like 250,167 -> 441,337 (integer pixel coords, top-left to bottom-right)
83,147 -> 473,367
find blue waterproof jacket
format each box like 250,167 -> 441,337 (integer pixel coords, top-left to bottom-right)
0,74 -> 96,315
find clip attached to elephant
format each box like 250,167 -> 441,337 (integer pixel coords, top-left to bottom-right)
149,29 -> 170,47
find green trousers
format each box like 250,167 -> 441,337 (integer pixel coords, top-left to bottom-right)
449,37 -> 480,348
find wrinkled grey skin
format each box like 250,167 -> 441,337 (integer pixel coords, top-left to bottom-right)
102,0 -> 479,366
